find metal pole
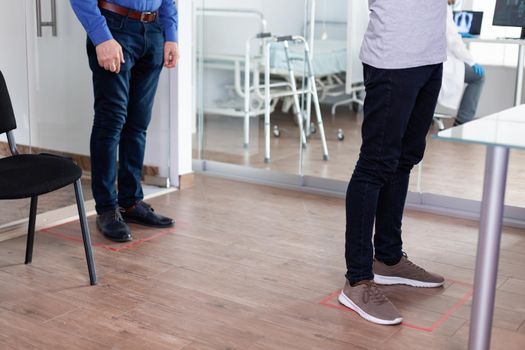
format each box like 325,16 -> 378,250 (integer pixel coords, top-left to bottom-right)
74,180 -> 97,286
305,0 -> 316,137
196,5 -> 205,159
264,42 -> 272,163
468,145 -> 510,350
244,40 -> 251,148
36,0 -> 43,37
50,0 -> 57,36
24,196 -> 38,264
514,44 -> 524,107
309,0 -> 316,56
6,131 -> 19,155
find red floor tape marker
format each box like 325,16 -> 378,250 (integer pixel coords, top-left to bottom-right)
319,282 -> 473,333
41,227 -> 175,252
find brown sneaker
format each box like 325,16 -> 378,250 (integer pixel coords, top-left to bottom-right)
373,255 -> 445,288
338,280 -> 403,325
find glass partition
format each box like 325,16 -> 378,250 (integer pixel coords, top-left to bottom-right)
421,0 -> 525,208
194,0 -> 312,176
0,1 -> 32,229
193,0 -> 423,192
28,1 -> 171,183
192,0 -> 525,221
299,0 -> 359,180
297,0 -> 422,192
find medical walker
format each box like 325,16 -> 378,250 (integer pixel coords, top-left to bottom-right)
244,35 -> 330,163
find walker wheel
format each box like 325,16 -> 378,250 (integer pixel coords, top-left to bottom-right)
310,122 -> 317,135
273,125 -> 281,138
337,129 -> 345,141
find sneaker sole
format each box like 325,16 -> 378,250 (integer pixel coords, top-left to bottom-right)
374,274 -> 444,288
337,292 -> 403,326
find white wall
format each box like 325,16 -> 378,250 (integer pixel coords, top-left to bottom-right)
462,0 -> 474,10
203,0 -> 306,35
0,1 -> 31,146
26,0 -> 94,156
171,0 -> 194,183
315,0 -> 347,22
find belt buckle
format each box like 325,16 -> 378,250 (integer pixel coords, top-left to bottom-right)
140,11 -> 153,22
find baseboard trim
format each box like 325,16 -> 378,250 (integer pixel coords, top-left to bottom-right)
178,173 -> 195,190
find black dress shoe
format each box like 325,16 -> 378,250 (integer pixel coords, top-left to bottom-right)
121,201 -> 175,228
96,209 -> 132,242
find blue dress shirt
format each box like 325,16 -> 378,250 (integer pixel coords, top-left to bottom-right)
70,0 -> 178,45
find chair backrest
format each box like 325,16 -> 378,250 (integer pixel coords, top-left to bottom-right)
0,70 -> 17,135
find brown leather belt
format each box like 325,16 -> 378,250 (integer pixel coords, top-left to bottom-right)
98,0 -> 158,23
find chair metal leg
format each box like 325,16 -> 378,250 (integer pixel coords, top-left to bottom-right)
264,42 -> 272,163
244,40 -> 251,149
25,196 -> 38,264
74,179 -> 97,285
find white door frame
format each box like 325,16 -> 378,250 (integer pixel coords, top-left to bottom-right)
169,0 -> 194,188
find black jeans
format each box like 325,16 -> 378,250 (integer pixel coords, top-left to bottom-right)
345,63 -> 443,284
87,9 -> 164,214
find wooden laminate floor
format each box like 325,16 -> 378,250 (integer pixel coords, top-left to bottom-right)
1,175 -> 525,349
194,106 -> 525,208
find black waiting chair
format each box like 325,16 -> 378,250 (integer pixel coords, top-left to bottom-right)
0,70 -> 96,285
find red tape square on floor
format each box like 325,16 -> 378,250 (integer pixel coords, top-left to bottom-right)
319,279 -> 472,332
38,217 -> 182,252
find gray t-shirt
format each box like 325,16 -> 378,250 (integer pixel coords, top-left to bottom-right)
360,0 -> 447,69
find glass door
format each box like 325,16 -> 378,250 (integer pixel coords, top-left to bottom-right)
0,1 -> 32,230
192,0 -> 525,226
28,0 -> 172,182
1,0 -> 172,233
194,0 -> 311,178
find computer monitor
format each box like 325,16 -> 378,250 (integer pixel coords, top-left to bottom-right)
493,0 -> 525,39
453,11 -> 484,35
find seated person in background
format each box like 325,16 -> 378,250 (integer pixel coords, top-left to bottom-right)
439,0 -> 486,126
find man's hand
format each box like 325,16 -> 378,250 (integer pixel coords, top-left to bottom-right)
96,39 -> 125,74
164,42 -> 179,68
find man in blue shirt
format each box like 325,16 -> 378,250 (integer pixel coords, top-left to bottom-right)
70,0 -> 179,242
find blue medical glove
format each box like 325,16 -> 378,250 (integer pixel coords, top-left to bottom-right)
472,63 -> 485,77
461,33 -> 474,38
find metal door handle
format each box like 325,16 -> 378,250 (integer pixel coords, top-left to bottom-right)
36,0 -> 57,37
